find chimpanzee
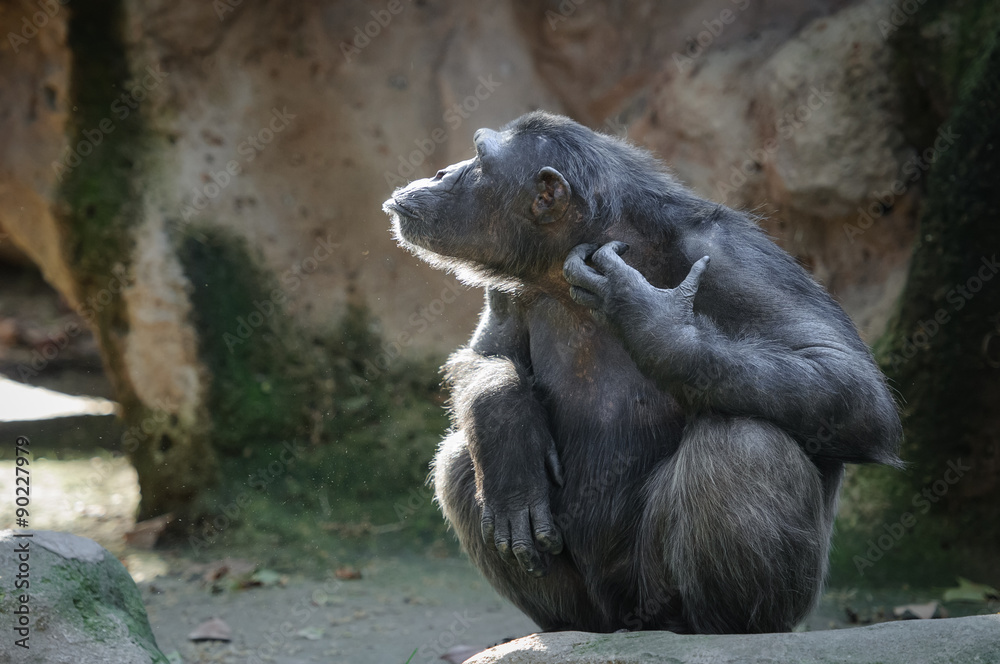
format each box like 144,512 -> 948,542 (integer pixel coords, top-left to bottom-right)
382,111 -> 901,635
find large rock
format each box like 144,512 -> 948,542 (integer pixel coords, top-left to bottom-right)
0,530 -> 167,663
627,0 -> 917,341
466,615 -> 1000,663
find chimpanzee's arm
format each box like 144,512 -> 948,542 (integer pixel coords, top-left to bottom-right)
444,288 -> 564,576
563,239 -> 902,467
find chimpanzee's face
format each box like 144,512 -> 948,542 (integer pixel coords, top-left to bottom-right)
383,124 -> 576,281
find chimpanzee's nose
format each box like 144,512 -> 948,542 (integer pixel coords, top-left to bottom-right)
433,169 -> 447,181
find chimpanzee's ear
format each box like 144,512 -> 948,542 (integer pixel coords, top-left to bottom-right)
531,167 -> 571,224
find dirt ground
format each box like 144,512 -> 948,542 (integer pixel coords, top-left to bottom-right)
143,554 -> 536,664
2,453 -> 996,664
0,454 -> 536,663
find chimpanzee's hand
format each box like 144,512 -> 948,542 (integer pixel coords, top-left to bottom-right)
480,437 -> 564,578
563,241 -> 709,335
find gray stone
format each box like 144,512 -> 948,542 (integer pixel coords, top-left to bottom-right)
0,530 -> 168,663
465,615 -> 1000,663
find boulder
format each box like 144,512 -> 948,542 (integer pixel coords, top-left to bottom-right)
0,530 -> 167,663
466,615 -> 1000,664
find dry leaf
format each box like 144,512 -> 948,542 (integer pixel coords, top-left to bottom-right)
125,514 -> 173,550
296,626 -> 325,640
188,617 -> 232,642
893,601 -> 942,620
943,577 -> 999,602
441,644 -> 483,663
199,557 -> 257,585
335,566 -> 362,580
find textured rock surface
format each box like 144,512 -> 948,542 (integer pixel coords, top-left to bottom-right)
465,615 -> 1000,664
628,0 -> 916,339
0,0 -> 910,360
0,529 -> 168,663
0,0 -> 920,513
0,0 -> 75,296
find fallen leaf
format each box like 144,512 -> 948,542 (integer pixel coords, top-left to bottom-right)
248,568 -> 286,587
893,601 -> 942,620
296,626 -> 325,640
125,514 -> 173,550
335,566 -> 362,580
441,644 -> 483,663
188,557 -> 257,585
943,577 -> 1000,602
188,617 -> 232,642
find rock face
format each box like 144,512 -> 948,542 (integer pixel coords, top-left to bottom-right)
625,0 -> 916,340
0,0 -> 909,357
0,0 -> 920,514
0,530 -> 168,663
465,615 -> 1000,664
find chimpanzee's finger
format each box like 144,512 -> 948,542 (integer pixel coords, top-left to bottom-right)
676,256 -> 710,301
591,241 -> 640,281
568,286 -> 602,310
511,510 -> 545,576
481,505 -> 495,544
566,242 -> 599,263
563,244 -> 603,286
493,515 -> 516,566
531,503 -> 563,556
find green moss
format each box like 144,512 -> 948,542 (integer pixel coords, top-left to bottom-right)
889,0 -> 1000,144
41,559 -> 167,662
59,0 -> 147,291
176,227 -> 315,455
181,328 -> 453,567
174,227 -> 453,561
835,4 -> 1000,587
55,0 -> 218,520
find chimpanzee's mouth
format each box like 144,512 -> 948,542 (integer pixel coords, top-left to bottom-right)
382,198 -> 421,221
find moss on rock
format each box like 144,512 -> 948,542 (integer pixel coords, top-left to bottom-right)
173,226 -> 451,560
831,1 -> 1000,587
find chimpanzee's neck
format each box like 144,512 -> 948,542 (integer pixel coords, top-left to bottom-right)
524,218 -> 673,305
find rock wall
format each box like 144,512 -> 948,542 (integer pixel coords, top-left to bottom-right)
0,0 -> 921,513
1,0 -> 913,353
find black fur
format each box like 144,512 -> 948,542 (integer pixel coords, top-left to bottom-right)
383,111 -> 901,634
